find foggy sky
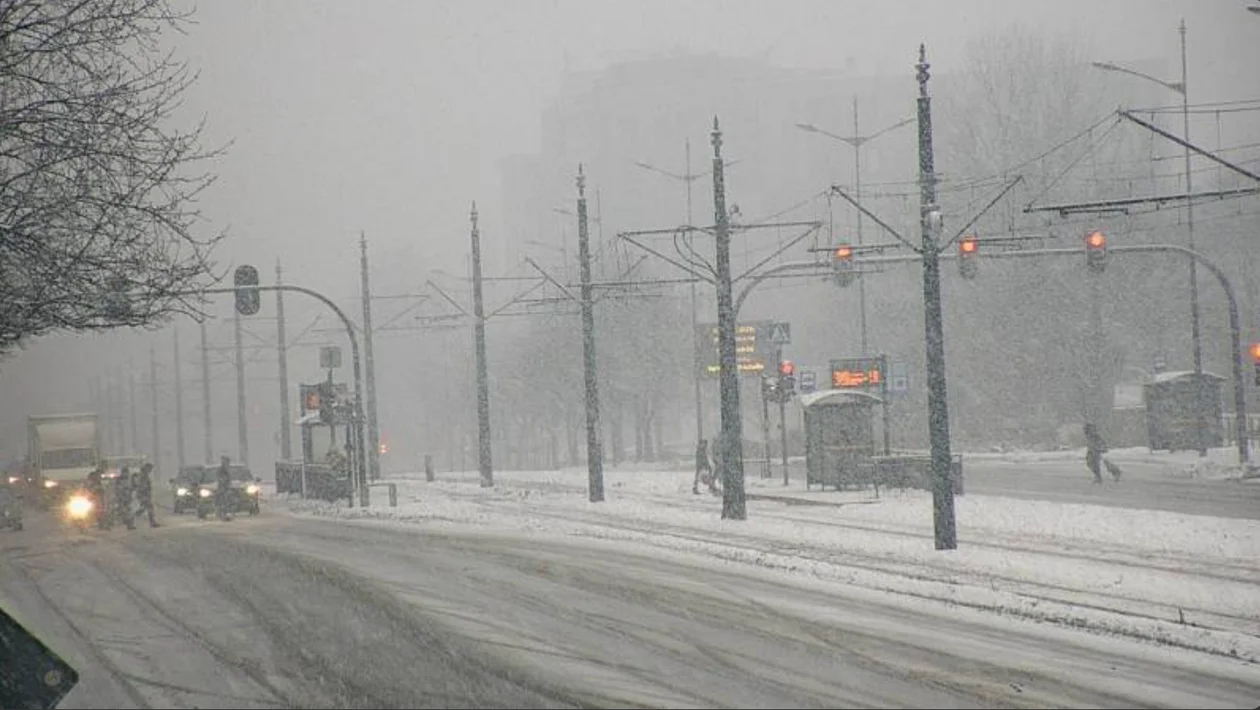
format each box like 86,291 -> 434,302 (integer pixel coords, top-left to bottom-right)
3,0 -> 1258,456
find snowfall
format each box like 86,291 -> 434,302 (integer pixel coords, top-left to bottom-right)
280,447 -> 1260,665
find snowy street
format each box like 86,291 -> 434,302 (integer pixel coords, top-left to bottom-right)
3,470 -> 1259,709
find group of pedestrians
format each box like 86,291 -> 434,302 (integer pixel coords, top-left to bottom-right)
84,462 -> 160,530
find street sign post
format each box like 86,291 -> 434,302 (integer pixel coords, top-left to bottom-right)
768,321 -> 791,345
800,370 -> 817,394
319,346 -> 342,370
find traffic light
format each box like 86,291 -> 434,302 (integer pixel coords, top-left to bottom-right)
234,264 -> 261,315
1084,231 -> 1107,274
778,360 -> 796,397
1250,342 -> 1260,386
832,245 -> 855,287
317,381 -> 334,424
761,373 -> 779,400
958,236 -> 979,280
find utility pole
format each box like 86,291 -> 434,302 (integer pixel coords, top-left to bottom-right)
635,140 -> 706,445
234,308 -> 249,468
360,233 -> 382,481
760,379 -> 771,479
711,117 -> 746,520
686,140 -> 702,449
470,202 -> 494,487
149,346 -> 159,473
200,319 -> 213,463
916,44 -> 958,550
275,262 -> 292,462
778,371 -> 789,486
128,366 -> 138,454
1179,19 -> 1206,457
577,165 -> 605,502
796,104 -> 912,356
174,328 -> 186,471
853,97 -> 869,356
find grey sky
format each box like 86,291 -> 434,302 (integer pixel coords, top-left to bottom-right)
2,0 -> 1257,455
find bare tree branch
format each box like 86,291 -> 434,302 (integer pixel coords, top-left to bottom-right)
0,0 -> 224,352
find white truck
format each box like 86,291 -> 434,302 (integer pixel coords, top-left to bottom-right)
28,413 -> 101,507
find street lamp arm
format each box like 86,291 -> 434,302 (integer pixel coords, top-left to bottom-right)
796,122 -> 858,146
1091,61 -> 1185,95
634,161 -> 689,182
864,116 -> 917,143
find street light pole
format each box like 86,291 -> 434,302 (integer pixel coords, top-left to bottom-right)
796,109 -> 913,356
1179,19 -> 1206,457
634,139 -> 707,447
853,98 -> 869,356
1091,20 -> 1204,455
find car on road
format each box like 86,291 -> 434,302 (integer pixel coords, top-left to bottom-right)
172,464 -> 261,518
170,465 -> 205,515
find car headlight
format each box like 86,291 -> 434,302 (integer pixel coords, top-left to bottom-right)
245,484 -> 260,495
44,479 -> 58,488
6,475 -> 18,484
198,488 -> 212,498
66,495 -> 93,518
176,487 -> 189,496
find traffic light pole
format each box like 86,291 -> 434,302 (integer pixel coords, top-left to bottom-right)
173,327 -> 186,471
234,308 -> 249,470
778,371 -> 789,486
200,319 -> 213,464
186,283 -> 371,505
149,347 -> 159,471
275,263 -> 292,462
760,381 -> 771,479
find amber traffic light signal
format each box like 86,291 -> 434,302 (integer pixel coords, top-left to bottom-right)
1085,231 -> 1107,274
831,245 -> 855,287
958,236 -> 979,279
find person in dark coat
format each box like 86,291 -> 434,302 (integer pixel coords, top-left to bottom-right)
215,456 -> 233,521
693,439 -> 712,495
113,466 -> 135,530
134,463 -> 159,528
1084,422 -> 1106,484
86,464 -> 107,529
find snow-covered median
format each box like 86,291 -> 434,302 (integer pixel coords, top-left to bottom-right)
280,466 -> 1260,662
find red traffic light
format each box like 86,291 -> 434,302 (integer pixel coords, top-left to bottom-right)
1249,343 -> 1260,363
833,245 -> 853,261
959,236 -> 978,254
779,360 -> 795,376
1085,230 -> 1106,250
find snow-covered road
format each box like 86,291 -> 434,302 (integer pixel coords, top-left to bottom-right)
3,506 -> 1259,709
